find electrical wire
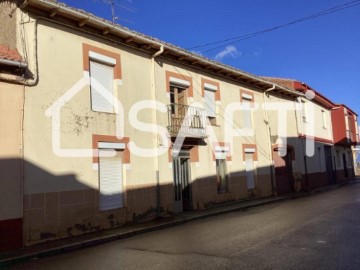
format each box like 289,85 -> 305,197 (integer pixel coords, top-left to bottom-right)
187,0 -> 360,53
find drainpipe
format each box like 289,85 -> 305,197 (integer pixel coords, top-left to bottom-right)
263,84 -> 276,196
151,46 -> 164,217
295,97 -> 309,190
0,58 -> 28,69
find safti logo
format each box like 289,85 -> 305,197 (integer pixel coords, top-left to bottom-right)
45,77 -> 317,160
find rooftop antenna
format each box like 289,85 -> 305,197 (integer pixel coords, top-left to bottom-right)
95,0 -> 135,24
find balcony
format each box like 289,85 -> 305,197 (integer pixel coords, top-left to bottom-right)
167,103 -> 207,138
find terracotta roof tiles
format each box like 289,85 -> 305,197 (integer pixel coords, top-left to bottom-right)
0,44 -> 23,62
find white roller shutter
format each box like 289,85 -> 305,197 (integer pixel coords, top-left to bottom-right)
169,77 -> 190,88
243,100 -> 252,129
90,60 -> 114,113
204,89 -> 216,117
99,149 -> 123,211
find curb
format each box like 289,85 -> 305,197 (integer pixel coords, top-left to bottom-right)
0,196 -> 289,267
2,180 -> 358,267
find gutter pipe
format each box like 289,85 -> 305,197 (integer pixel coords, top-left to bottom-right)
150,46 -> 164,218
263,84 -> 276,196
0,58 -> 28,69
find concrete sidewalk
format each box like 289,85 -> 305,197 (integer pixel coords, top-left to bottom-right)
1,179 -> 358,267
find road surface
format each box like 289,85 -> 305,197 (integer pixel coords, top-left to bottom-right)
9,183 -> 360,269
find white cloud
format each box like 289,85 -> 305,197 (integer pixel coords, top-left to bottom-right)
215,45 -> 241,61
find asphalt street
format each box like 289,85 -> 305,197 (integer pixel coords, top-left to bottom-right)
8,183 -> 360,270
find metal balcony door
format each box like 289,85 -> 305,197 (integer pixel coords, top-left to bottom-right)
173,151 -> 192,213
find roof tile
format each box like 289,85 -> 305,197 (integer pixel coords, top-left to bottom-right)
0,44 -> 23,62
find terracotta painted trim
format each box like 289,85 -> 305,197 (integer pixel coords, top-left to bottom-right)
92,134 -> 130,164
168,144 -> 199,163
242,143 -> 258,161
190,146 -> 199,162
212,142 -> 232,161
272,144 -> 295,160
82,43 -> 122,79
0,218 -> 22,251
201,78 -> 220,101
165,70 -> 193,97
298,134 -> 333,144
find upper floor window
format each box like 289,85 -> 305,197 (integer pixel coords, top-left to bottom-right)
241,91 -> 254,129
90,52 -> 116,113
204,83 -> 217,124
202,79 -> 220,126
301,100 -> 307,123
321,109 -> 327,129
82,43 -> 122,113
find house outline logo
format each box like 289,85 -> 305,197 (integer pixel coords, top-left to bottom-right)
45,75 -> 125,158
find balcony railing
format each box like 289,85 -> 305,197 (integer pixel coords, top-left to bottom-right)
167,103 -> 207,138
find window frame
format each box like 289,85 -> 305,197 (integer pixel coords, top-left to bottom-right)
301,100 -> 307,123
240,90 -> 254,130
82,43 -> 122,114
98,142 -> 125,212
216,158 -> 229,193
201,78 -> 220,126
321,109 -> 327,129
89,58 -> 116,113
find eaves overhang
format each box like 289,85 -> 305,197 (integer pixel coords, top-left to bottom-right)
17,0 -> 303,98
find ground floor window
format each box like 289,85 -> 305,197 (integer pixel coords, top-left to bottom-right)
216,158 -> 229,192
98,147 -> 124,211
245,153 -> 256,189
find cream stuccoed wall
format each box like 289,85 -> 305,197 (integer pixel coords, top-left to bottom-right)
154,59 -> 274,205
0,82 -> 24,221
22,20 -> 157,196
266,94 -> 305,174
298,98 -> 333,142
0,1 -> 17,49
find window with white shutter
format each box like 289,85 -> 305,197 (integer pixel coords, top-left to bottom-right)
204,89 -> 216,118
99,148 -> 123,211
243,99 -> 252,129
90,59 -> 115,113
245,153 -> 255,189
203,82 -> 218,125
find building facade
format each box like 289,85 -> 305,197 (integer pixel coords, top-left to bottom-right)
0,0 -> 358,251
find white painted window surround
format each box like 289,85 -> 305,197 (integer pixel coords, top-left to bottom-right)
89,51 -> 116,66
204,83 -> 218,91
214,146 -> 230,160
244,147 -> 256,153
98,142 -> 125,149
242,93 -> 253,100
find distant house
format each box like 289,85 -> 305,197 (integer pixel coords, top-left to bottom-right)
0,0 -> 358,252
266,77 -> 359,189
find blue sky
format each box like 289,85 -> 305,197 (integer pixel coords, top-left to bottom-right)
62,0 -> 360,115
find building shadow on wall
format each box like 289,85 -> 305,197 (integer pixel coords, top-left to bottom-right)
0,142 -> 354,253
